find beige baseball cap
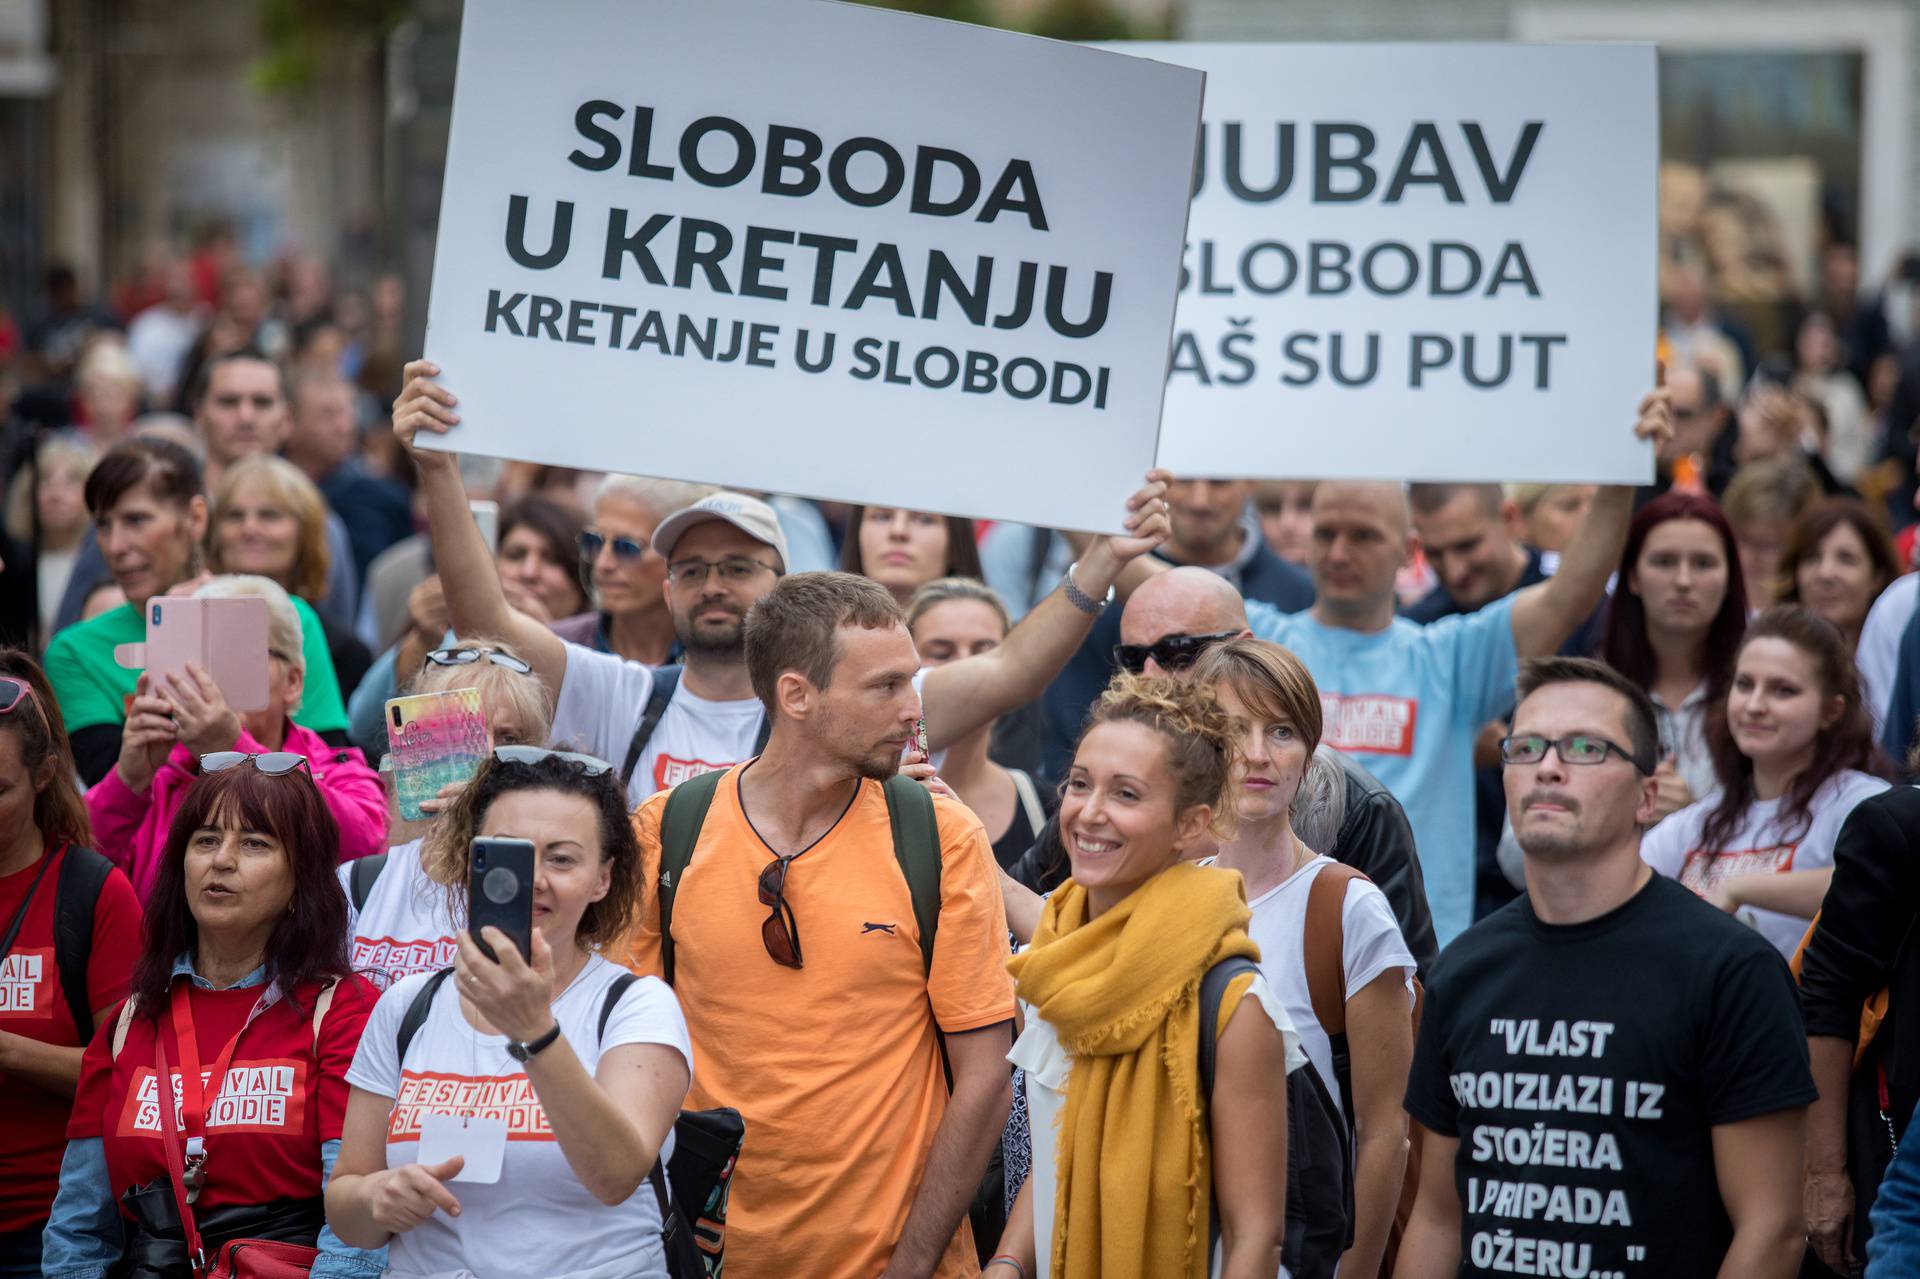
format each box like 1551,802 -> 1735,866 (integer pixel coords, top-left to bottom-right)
651,491 -> 789,571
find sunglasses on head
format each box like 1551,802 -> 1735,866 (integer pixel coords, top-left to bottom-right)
577,530 -> 649,562
199,751 -> 311,777
490,745 -> 615,776
1112,630 -> 1241,674
425,647 -> 534,675
0,676 -> 33,717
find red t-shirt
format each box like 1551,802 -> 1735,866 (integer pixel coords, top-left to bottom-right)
68,975 -> 376,1214
0,846 -> 142,1231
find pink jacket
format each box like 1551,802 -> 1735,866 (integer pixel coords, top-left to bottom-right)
86,720 -> 388,901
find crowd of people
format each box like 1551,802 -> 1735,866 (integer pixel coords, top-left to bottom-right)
0,230 -> 1917,1279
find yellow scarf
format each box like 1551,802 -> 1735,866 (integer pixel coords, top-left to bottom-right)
1007,862 -> 1260,1279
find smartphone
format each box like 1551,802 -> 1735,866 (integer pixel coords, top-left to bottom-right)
113,596 -> 271,711
386,689 -> 489,821
469,837 -> 535,964
470,499 -> 500,554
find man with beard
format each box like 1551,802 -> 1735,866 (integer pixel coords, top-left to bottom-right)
1396,657 -> 1813,1279
619,571 -> 1015,1279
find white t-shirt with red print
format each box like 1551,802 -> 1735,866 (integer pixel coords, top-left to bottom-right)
338,838 -> 462,991
345,954 -> 692,1279
1641,768 -> 1889,957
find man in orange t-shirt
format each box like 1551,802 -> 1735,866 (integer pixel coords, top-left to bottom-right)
616,571 -> 1015,1279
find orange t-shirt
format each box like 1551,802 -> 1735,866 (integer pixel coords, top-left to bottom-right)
614,766 -> 1016,1279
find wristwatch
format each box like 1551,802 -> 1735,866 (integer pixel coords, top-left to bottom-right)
1062,561 -> 1114,616
506,1022 -> 563,1062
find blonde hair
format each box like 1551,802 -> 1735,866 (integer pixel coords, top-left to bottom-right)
406,636 -> 554,746
1189,637 -> 1324,758
905,576 -> 1011,633
1080,672 -> 1238,833
207,454 -> 333,602
193,574 -> 305,711
5,436 -> 98,544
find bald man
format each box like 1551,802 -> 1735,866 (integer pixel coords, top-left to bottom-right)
1237,397 -> 1671,942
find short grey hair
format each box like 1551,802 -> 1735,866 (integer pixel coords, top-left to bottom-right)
593,473 -> 717,523
1293,745 -> 1349,855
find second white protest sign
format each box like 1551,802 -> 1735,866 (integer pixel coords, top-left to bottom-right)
422,0 -> 1203,533
1132,42 -> 1658,485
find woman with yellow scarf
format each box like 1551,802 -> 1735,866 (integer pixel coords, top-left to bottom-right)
988,674 -> 1304,1279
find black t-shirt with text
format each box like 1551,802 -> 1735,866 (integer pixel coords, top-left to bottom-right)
1405,874 -> 1816,1279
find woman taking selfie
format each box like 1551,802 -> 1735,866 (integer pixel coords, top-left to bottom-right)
87,575 -> 386,900
1641,606 -> 1891,958
0,653 -> 141,1279
44,437 -> 351,786
1193,639 -> 1416,1279
42,760 -> 380,1279
326,749 -> 690,1279
993,674 -> 1300,1279
1597,490 -> 1750,822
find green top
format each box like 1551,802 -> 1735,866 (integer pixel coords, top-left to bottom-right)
44,598 -> 350,735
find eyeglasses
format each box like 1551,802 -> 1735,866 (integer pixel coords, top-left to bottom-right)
198,752 -> 311,777
578,531 -> 649,562
666,557 -> 778,588
1112,630 -> 1241,674
1498,734 -> 1651,775
757,855 -> 804,969
425,647 -> 534,675
490,745 -> 615,776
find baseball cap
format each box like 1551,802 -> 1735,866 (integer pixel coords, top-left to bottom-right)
651,491 -> 790,571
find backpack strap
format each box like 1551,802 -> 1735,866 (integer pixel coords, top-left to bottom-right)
54,846 -> 114,1039
1008,769 -> 1046,840
751,708 -> 771,756
1198,955 -> 1263,1100
657,768 -> 727,987
350,852 -> 389,913
396,969 -> 456,1065
1304,862 -> 1365,1037
881,775 -> 941,975
598,972 -> 639,1046
622,667 -> 683,790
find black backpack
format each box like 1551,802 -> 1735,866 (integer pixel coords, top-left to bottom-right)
621,667 -> 772,792
1,845 -> 115,1040
1199,955 -> 1354,1279
395,968 -> 744,1279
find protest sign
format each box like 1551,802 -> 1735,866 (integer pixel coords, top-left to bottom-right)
1126,43 -> 1658,484
421,0 -> 1203,533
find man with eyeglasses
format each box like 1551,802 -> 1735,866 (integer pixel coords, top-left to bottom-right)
393,360 -> 1175,807
1396,656 -> 1814,1279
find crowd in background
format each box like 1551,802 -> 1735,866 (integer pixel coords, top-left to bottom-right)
0,221 -> 1915,1279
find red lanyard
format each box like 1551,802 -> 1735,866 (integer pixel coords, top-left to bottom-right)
167,979 -> 252,1143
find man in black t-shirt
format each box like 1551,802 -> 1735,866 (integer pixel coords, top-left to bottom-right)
1398,656 -> 1815,1279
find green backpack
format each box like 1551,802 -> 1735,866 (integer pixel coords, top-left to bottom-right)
655,768 -> 942,985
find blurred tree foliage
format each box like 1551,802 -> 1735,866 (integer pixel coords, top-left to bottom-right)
253,0 -> 408,94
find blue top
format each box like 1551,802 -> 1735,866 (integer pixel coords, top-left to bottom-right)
1247,595 -> 1520,944
39,957 -> 383,1279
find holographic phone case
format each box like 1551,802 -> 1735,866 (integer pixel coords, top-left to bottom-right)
385,688 -> 489,821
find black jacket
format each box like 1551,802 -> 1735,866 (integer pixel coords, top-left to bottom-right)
1007,747 -> 1438,980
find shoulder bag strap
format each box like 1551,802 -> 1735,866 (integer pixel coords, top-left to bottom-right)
395,969 -> 455,1065
881,775 -> 941,976
1008,769 -> 1046,837
55,846 -> 114,1039
153,1032 -> 209,1276
1304,862 -> 1365,1037
598,972 -> 639,1047
656,767 -> 726,988
349,852 -> 389,912
621,667 -> 683,789
1198,955 -> 1264,1100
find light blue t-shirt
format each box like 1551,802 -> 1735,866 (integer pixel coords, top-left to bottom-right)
1247,596 -> 1519,945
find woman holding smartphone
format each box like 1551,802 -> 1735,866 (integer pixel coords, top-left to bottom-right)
86,575 -> 386,900
326,749 -> 691,1279
44,437 -> 353,787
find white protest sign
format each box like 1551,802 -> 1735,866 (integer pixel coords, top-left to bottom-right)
1125,43 -> 1657,484
422,0 -> 1204,533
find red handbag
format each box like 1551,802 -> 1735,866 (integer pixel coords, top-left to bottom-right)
153,983 -> 327,1279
